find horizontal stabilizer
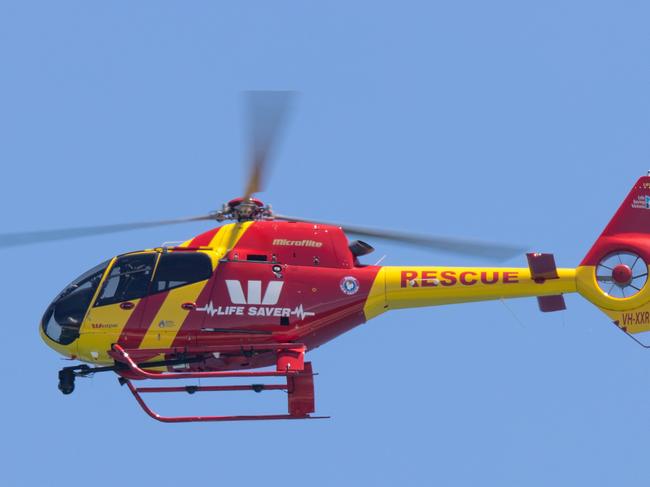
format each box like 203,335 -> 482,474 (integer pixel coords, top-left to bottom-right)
537,295 -> 567,312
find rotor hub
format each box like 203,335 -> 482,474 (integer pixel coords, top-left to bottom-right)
227,197 -> 265,209
612,264 -> 633,286
213,197 -> 273,222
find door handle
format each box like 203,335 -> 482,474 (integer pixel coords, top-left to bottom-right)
120,301 -> 135,310
182,302 -> 197,311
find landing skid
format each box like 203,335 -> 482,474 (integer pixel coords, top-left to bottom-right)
57,343 -> 328,423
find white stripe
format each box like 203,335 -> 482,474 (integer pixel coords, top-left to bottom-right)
225,280 -> 246,304
247,280 -> 262,305
262,281 -> 283,305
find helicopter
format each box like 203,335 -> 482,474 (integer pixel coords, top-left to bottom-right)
4,92 -> 650,423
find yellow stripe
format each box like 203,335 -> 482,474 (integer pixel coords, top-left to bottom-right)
139,281 -> 207,349
177,221 -> 254,252
364,268 -> 387,320
208,221 -> 254,256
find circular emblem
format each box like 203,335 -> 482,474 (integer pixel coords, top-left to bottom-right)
340,276 -> 360,295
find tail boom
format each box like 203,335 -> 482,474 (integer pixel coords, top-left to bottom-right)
364,266 -> 576,319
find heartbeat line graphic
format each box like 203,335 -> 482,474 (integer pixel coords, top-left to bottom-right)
196,301 -> 315,320
196,301 -> 219,317
290,305 -> 315,320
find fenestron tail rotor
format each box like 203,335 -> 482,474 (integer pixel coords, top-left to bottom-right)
596,251 -> 648,298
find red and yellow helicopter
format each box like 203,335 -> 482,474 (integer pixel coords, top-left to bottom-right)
6,92 -> 650,422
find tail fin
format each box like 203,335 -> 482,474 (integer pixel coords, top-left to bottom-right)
578,175 -> 650,341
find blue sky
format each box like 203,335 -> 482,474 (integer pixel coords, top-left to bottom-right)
1,2 -> 650,486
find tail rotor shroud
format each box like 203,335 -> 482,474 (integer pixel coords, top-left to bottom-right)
596,251 -> 648,298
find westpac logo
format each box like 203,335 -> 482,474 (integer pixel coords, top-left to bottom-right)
196,279 -> 315,320
225,280 -> 283,305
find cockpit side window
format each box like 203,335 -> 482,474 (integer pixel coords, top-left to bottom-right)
95,253 -> 157,307
151,252 -> 213,293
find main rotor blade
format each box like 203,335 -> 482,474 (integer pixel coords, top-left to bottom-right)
243,90 -> 295,199
0,214 -> 216,249
274,214 -> 526,261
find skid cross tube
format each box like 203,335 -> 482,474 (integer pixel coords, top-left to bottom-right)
111,344 -> 326,423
